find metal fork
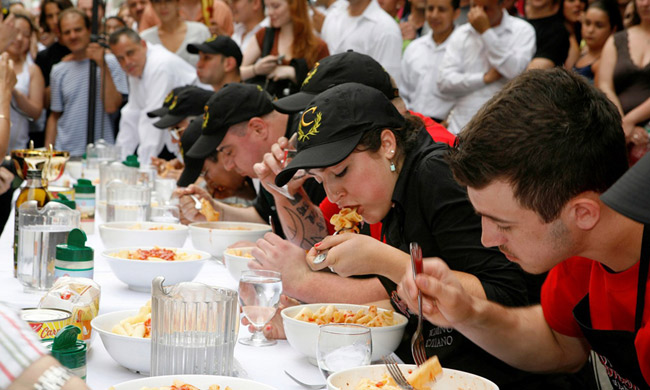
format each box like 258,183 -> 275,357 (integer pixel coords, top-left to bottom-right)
189,194 -> 202,210
410,242 -> 427,366
382,355 -> 415,390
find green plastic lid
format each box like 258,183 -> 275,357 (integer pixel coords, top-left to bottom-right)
51,194 -> 76,210
56,229 -> 93,262
74,178 -> 95,193
48,325 -> 87,369
122,154 -> 140,168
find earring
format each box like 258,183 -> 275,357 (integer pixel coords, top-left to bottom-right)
390,161 -> 396,172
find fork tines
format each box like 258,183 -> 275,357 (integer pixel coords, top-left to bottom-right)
382,355 -> 415,390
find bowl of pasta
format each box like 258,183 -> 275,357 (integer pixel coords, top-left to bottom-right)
91,304 -> 152,374
281,304 -> 408,364
223,247 -> 256,280
99,221 -> 188,249
102,246 -> 210,292
327,362 -> 498,390
188,222 -> 271,260
110,375 -> 278,390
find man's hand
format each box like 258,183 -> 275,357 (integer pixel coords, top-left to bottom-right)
483,67 -> 502,84
253,135 -> 309,197
86,43 -> 106,66
400,20 -> 417,41
0,13 -> 17,53
175,184 -> 220,225
468,5 -> 491,34
0,52 -> 17,96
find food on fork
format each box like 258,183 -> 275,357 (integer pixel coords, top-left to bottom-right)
293,305 -> 399,327
354,356 -> 443,390
199,198 -> 220,221
139,379 -> 232,390
330,207 -> 363,233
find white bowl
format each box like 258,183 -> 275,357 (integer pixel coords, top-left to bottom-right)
111,374 -> 277,390
281,304 -> 408,364
102,246 -> 210,292
223,246 -> 255,280
189,222 -> 271,259
328,364 -> 498,390
91,310 -> 150,374
99,221 -> 188,249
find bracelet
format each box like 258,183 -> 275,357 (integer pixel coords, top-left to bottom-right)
0,114 -> 12,127
33,365 -> 71,390
252,63 -> 258,76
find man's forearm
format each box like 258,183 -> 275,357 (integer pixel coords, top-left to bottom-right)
100,65 -> 123,114
289,272 -> 389,304
275,188 -> 328,250
44,113 -> 59,148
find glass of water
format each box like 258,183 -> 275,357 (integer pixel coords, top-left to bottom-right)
238,270 -> 282,347
155,178 -> 177,206
317,324 -> 372,379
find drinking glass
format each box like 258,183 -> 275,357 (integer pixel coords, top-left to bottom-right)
106,182 -> 151,222
317,324 -> 372,379
238,270 -> 282,347
150,205 -> 180,223
155,178 -> 177,206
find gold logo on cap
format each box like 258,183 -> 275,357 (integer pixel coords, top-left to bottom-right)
164,91 -> 174,104
206,35 -> 217,42
169,96 -> 179,110
202,105 -> 210,129
256,85 -> 263,92
298,106 -> 321,142
302,62 -> 319,87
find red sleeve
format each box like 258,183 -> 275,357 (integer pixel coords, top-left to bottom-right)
255,28 -> 265,50
315,39 -> 330,62
540,256 -> 593,337
407,110 -> 456,146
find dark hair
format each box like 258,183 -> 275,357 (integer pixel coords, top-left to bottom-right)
11,12 -> 36,34
629,0 -> 641,26
588,0 -> 623,32
38,0 -> 73,32
108,27 -> 141,45
58,7 -> 90,30
447,68 -> 628,223
104,15 -> 126,27
356,114 -> 423,163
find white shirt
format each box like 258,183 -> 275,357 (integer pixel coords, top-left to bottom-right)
321,0 -> 403,87
400,32 -> 454,120
140,21 -> 211,67
117,44 -> 205,164
232,17 -> 270,51
437,10 -> 535,134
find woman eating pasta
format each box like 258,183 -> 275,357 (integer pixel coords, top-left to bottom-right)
273,83 -> 589,389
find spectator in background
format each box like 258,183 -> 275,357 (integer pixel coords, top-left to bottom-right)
35,0 -> 72,101
231,0 -> 267,50
125,0 -> 158,31
525,0 -> 570,69
309,0 -> 347,33
140,0 -> 211,66
239,0 -> 329,98
378,0 -> 406,19
400,0 -> 430,49
573,0 -> 622,83
438,0 -> 535,134
188,35 -> 242,90
45,9 -> 127,156
77,0 -> 105,27
320,0 -> 403,86
401,0 -> 459,123
598,0 -> 650,164
4,13 -> 44,151
561,0 -> 586,68
117,3 -> 136,29
104,15 -> 127,34
622,0 -> 635,27
109,28 -> 201,164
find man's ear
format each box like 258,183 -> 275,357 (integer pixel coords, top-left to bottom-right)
224,56 -> 237,73
566,192 -> 601,231
248,117 -> 268,139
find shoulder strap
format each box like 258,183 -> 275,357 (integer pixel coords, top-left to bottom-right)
261,27 -> 276,57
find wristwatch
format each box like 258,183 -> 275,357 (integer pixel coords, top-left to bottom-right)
33,365 -> 71,390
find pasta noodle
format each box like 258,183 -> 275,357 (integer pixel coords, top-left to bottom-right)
330,208 -> 363,233
293,305 -> 399,327
200,198 -> 220,222
139,379 -> 232,390
110,247 -> 202,261
111,301 -> 152,338
225,248 -> 254,258
128,224 -> 177,230
354,374 -> 402,390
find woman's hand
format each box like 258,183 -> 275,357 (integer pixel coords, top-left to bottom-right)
0,53 -> 17,101
267,65 -> 296,83
305,233 -> 383,277
253,55 -> 280,76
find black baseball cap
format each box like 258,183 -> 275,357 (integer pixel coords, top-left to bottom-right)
187,35 -> 243,67
275,83 -> 405,186
177,118 -> 204,187
273,51 -> 399,114
601,153 -> 650,224
148,86 -> 214,129
186,83 -> 274,159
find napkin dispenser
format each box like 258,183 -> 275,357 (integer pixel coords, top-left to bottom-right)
150,276 -> 239,376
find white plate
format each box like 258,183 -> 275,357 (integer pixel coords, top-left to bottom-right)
111,374 -> 278,390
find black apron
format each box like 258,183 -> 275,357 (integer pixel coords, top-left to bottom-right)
573,224 -> 650,389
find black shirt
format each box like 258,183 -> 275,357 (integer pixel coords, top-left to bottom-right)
379,130 -> 538,388
35,42 -> 71,87
526,13 -> 570,67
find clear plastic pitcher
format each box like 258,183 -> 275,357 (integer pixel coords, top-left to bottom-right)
17,201 -> 80,292
150,276 -> 239,377
86,140 -> 121,170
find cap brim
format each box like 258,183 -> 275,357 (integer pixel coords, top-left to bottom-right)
177,156 -> 204,187
275,132 -> 363,186
186,133 -> 226,159
147,107 -> 169,118
273,91 -> 317,114
153,114 -> 186,129
601,153 -> 650,224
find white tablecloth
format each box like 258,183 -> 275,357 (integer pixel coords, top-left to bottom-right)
0,211 -> 326,390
